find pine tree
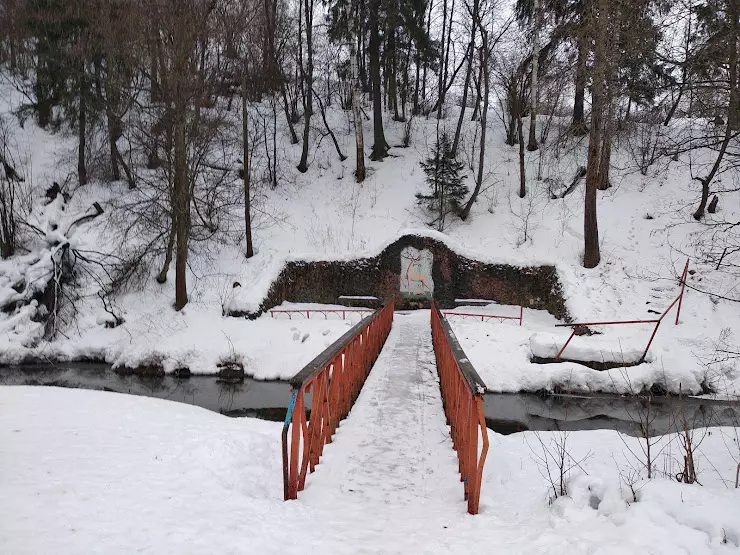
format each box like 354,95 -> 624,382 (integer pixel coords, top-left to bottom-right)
417,132 -> 468,231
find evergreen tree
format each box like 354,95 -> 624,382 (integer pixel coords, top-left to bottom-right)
417,132 -> 467,231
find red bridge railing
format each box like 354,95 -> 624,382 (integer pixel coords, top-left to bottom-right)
443,305 -> 523,326
270,308 -> 373,320
282,298 -> 395,500
431,301 -> 489,514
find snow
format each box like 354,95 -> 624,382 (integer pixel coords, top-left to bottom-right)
1,74 -> 740,395
449,303 -> 739,395
1,22 -> 739,553
0,301 -> 369,378
2,314 -> 739,553
530,330 -> 647,363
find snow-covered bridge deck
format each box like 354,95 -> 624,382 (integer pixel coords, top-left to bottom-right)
298,311 -> 463,508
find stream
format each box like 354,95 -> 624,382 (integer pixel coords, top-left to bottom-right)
2,364 -> 738,436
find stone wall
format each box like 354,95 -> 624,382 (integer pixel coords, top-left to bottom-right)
232,234 -> 569,320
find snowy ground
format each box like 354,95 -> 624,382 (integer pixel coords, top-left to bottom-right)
0,300 -> 366,377
448,302 -> 739,396
2,313 -> 739,554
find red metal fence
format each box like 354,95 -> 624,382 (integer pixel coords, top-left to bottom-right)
431,301 -> 489,514
555,260 -> 690,364
443,305 -> 523,326
270,308 -> 373,320
282,298 -> 395,500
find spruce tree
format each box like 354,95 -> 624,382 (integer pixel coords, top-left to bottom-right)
417,132 -> 468,231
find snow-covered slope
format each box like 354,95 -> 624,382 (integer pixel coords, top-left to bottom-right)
1,77 -> 739,394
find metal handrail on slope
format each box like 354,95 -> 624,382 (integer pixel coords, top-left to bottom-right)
282,298 -> 395,501
554,259 -> 690,364
431,301 -> 489,515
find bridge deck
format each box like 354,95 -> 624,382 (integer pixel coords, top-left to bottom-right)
299,310 -> 462,509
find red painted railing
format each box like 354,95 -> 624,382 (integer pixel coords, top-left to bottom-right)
431,301 -> 489,514
282,298 -> 395,500
270,308 -> 373,320
443,305 -> 523,326
555,260 -> 690,364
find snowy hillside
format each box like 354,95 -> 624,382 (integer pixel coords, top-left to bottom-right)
0,76 -> 739,395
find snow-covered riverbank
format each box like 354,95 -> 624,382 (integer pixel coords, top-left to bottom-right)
2,385 -> 738,554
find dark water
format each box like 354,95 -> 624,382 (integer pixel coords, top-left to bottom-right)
1,364 -> 738,437
482,393 -> 740,436
0,364 -> 292,421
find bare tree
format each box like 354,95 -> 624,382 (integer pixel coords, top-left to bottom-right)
242,67 -> 254,259
369,0 -> 389,160
350,12 -> 366,182
583,0 -> 610,269
460,38 -> 491,220
527,0 -> 540,151
297,0 -> 314,172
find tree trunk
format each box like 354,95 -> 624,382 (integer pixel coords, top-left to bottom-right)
114,144 -> 136,189
352,46 -> 366,182
8,37 -> 17,71
471,61 -> 482,121
297,0 -> 314,172
693,129 -> 732,220
460,40 -> 489,221
387,27 -> 401,121
400,43 -> 411,121
572,34 -> 588,134
314,89 -> 347,160
172,15 -> 191,311
437,0 -> 455,120
452,28 -> 476,156
173,107 -> 189,309
527,0 -> 541,151
78,63 -> 88,187
272,98 -> 278,188
597,103 -> 613,191
103,59 -> 121,183
518,116 -> 526,197
436,0 -> 448,119
583,0 -> 605,269
242,73 -> 254,259
149,28 -> 161,102
663,86 -> 683,127
421,0 -> 433,108
157,209 -> 176,283
727,0 -> 740,132
369,0 -> 388,160
280,82 -> 299,144
413,43 -> 421,115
